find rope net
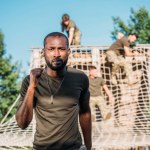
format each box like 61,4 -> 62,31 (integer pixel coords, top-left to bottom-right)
0,45 -> 150,149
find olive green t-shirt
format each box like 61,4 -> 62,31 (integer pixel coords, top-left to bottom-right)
66,20 -> 80,37
108,36 -> 130,56
89,77 -> 106,97
19,67 -> 89,150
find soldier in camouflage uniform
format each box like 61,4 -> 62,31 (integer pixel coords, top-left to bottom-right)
88,66 -> 114,121
61,14 -> 81,46
106,33 -> 139,85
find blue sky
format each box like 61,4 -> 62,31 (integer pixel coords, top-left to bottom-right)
0,0 -> 150,73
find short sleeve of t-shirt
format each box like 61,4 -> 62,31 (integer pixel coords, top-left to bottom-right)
100,77 -> 106,86
79,73 -> 90,102
68,20 -> 75,29
121,37 -> 130,47
19,75 -> 30,101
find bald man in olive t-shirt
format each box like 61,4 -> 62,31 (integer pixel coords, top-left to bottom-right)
16,32 -> 91,150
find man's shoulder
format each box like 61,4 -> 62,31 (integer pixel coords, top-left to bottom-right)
120,36 -> 130,46
69,20 -> 75,24
22,75 -> 30,82
68,20 -> 75,27
121,36 -> 128,41
67,67 -> 89,88
68,67 -> 85,74
96,76 -> 105,83
67,67 -> 87,78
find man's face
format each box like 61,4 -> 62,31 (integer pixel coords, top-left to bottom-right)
129,35 -> 137,43
89,69 -> 98,77
43,36 -> 70,71
63,20 -> 69,26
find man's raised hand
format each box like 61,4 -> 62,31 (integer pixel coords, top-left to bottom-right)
29,68 -> 43,88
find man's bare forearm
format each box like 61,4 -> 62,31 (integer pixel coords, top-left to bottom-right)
16,87 -> 35,129
68,28 -> 74,45
16,68 -> 43,129
79,112 -> 92,150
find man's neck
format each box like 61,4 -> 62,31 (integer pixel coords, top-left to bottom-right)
89,75 -> 96,79
46,67 -> 67,78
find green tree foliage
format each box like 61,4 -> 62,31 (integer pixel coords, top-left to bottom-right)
0,31 -> 21,122
111,7 -> 150,44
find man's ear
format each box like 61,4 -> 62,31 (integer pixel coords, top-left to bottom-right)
41,48 -> 45,57
67,48 -> 71,55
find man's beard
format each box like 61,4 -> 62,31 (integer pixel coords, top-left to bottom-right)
45,57 -> 68,71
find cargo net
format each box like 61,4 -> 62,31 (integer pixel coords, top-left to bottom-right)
68,45 -> 150,149
0,45 -> 150,149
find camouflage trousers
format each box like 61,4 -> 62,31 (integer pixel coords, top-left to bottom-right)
106,50 -> 132,77
72,31 -> 81,45
90,96 -> 111,121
